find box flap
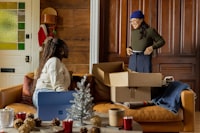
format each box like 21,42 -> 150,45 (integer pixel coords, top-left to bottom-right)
92,62 -> 124,86
129,72 -> 162,87
109,71 -> 129,86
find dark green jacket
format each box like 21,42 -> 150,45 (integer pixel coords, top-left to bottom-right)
131,27 -> 165,51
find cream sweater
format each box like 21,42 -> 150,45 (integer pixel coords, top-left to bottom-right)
35,57 -> 71,91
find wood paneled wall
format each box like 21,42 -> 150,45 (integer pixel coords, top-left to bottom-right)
40,0 -> 90,74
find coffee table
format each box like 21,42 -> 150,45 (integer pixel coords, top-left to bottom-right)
72,112 -> 143,133
2,113 -> 143,133
72,120 -> 143,133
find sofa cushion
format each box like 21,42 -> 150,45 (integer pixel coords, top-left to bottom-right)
93,79 -> 110,102
93,102 -> 183,122
6,103 -> 36,114
21,73 -> 34,105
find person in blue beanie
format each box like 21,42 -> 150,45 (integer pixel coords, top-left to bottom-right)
127,10 -> 165,72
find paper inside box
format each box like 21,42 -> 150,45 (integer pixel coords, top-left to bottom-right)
111,87 -> 151,103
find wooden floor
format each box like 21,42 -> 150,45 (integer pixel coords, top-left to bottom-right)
180,111 -> 200,133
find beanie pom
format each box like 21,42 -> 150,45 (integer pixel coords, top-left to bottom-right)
130,10 -> 144,19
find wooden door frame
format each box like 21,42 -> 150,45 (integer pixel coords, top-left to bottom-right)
31,0 -> 40,71
89,0 -> 100,73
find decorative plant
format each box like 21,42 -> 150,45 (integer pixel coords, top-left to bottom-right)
67,75 -> 94,126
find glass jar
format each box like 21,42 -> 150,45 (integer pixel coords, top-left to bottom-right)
0,108 -> 14,128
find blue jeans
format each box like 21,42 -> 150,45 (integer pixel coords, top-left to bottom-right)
128,52 -> 152,73
32,88 -> 54,108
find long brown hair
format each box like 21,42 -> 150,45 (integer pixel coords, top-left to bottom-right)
139,21 -> 149,39
32,38 -> 68,93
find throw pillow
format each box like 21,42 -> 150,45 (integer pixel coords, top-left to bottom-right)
21,73 -> 34,105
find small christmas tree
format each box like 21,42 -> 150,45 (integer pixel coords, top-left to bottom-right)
67,75 -> 94,126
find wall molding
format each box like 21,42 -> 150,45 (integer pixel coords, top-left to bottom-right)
31,0 -> 40,71
89,0 -> 100,73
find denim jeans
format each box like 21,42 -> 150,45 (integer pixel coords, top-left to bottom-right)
128,52 -> 152,73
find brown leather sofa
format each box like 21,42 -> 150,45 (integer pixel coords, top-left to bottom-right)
93,90 -> 195,132
91,62 -> 195,132
0,84 -> 37,114
0,75 -> 195,132
0,73 -> 92,114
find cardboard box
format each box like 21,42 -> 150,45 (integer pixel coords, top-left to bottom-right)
111,87 -> 151,102
109,71 -> 162,102
109,71 -> 162,87
92,62 -> 125,86
92,62 -> 162,103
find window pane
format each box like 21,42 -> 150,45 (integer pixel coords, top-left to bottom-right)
0,10 -> 17,44
0,2 -> 17,9
18,43 -> 25,50
0,2 -> 26,50
18,10 -> 25,21
19,2 -> 25,9
0,42 -> 17,50
18,23 -> 25,29
18,31 -> 25,42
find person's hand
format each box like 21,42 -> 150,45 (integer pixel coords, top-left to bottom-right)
126,47 -> 133,56
144,46 -> 153,55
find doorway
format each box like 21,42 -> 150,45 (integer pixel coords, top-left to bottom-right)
0,0 -> 40,87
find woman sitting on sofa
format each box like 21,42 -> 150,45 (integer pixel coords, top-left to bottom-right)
32,37 -> 71,108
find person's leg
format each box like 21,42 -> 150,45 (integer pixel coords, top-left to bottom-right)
128,54 -> 137,71
141,54 -> 152,72
145,55 -> 152,72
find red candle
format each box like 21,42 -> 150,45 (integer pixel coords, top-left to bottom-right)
16,112 -> 26,121
123,116 -> 133,130
62,119 -> 73,133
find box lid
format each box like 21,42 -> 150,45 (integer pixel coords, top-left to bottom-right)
92,62 -> 125,86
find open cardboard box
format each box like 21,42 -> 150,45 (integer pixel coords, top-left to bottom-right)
92,61 -> 163,87
92,62 -> 163,102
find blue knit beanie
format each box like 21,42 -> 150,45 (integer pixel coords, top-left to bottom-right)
130,10 -> 144,19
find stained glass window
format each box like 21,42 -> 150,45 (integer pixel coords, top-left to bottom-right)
0,2 -> 25,50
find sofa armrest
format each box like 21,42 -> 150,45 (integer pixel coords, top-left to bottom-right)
181,89 -> 195,132
0,84 -> 23,108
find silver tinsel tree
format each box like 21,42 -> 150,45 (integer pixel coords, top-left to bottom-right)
67,75 -> 94,126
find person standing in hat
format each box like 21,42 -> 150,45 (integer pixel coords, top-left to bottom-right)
127,10 -> 165,72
